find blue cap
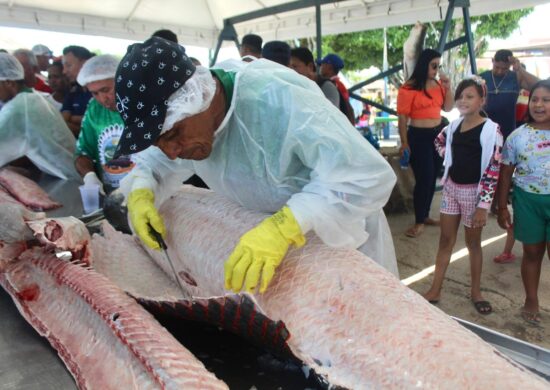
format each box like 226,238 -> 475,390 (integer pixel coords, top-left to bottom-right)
317,53 -> 344,72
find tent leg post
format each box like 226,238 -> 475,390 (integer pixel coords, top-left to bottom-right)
437,0 -> 456,54
315,2 -> 322,61
210,21 -> 240,67
462,5 -> 477,74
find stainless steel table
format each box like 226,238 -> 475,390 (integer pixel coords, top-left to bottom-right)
0,289 -> 77,390
1,173 -> 82,390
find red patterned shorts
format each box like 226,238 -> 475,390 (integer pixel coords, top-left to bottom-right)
440,178 -> 478,227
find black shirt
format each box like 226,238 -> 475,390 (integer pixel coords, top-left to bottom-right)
449,120 -> 484,185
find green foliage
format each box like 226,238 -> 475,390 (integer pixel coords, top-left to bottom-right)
320,8 -> 532,73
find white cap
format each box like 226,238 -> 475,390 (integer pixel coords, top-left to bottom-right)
32,44 -> 53,57
0,53 -> 25,81
76,54 -> 120,86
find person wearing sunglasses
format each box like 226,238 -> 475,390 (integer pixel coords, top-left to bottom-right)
397,49 -> 454,238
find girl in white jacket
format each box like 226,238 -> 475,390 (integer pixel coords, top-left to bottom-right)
423,77 -> 503,315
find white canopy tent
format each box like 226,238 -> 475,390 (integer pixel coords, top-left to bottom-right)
0,0 -> 547,49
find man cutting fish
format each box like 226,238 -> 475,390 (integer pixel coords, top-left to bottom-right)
114,37 -> 397,294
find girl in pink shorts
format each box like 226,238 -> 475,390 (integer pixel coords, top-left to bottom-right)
423,77 -> 503,315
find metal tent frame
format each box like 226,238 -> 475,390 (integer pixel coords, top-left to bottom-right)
210,0 -> 478,115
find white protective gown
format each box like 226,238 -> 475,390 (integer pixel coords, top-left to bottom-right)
0,90 -> 79,180
120,59 -> 399,276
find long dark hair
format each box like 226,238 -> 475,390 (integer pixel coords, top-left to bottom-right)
526,79 -> 550,124
407,48 -> 441,98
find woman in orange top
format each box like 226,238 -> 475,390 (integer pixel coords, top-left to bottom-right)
397,49 -> 454,238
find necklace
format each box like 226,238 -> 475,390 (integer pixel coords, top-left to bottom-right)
491,71 -> 507,94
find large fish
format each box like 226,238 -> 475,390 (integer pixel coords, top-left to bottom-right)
403,22 -> 427,81
0,247 -> 228,390
90,186 -> 548,389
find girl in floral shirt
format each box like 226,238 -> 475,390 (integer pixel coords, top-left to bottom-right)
498,80 -> 550,324
423,77 -> 503,315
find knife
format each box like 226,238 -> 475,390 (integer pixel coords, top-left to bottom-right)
148,224 -> 191,299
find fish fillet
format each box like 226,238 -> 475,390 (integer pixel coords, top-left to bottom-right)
0,168 -> 61,211
0,247 -> 228,390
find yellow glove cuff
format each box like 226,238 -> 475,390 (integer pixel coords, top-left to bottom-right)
127,188 -> 155,205
272,206 -> 306,248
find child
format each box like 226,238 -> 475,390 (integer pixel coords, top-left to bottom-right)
497,79 -> 550,324
423,77 -> 503,315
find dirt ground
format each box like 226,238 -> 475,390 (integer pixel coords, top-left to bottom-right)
388,191 -> 550,350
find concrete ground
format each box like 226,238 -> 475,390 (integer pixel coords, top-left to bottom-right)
389,191 -> 550,350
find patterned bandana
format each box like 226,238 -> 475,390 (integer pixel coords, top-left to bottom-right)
114,37 -> 196,157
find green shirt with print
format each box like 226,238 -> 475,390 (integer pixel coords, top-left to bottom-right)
76,99 -> 134,190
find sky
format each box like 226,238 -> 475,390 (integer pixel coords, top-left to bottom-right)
0,2 -> 548,66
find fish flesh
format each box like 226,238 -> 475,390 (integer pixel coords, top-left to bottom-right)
92,221 -> 295,359
403,22 -> 427,81
0,247 -> 228,390
0,168 -> 61,210
135,186 -> 547,389
27,217 -> 92,265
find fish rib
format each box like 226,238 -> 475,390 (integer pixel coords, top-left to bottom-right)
1,247 -> 228,390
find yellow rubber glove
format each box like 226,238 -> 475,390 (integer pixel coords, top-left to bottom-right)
224,206 -> 306,294
127,188 -> 166,250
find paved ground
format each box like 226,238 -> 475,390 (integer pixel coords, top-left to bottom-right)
389,191 -> 550,350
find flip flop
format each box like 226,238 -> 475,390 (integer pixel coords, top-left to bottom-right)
472,300 -> 492,315
493,253 -> 516,264
521,310 -> 541,325
405,224 -> 424,238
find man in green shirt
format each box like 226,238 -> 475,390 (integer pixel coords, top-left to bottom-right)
75,54 -> 134,194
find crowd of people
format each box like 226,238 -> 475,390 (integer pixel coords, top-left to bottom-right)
0,29 -> 548,324
396,48 -> 547,322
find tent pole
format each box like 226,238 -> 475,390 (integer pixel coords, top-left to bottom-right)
462,5 -> 477,74
437,0 -> 456,54
210,21 -> 240,67
315,2 -> 322,61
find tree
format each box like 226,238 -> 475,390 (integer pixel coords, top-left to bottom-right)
316,8 -> 532,85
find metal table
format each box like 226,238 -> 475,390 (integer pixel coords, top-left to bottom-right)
1,174 -> 549,388
0,174 -> 81,390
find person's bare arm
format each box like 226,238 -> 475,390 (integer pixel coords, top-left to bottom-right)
439,73 -> 454,112
75,155 -> 95,177
398,114 -> 410,156
510,56 -> 539,90
62,111 -> 83,136
496,164 -> 515,230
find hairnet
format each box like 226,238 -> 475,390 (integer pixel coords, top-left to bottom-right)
0,53 -> 24,81
77,54 -> 120,86
162,66 -> 216,134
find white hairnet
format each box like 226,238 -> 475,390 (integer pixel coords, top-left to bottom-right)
77,54 -> 120,86
162,66 -> 216,133
0,53 -> 24,81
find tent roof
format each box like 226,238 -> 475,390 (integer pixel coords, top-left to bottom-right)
0,0 -> 546,48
